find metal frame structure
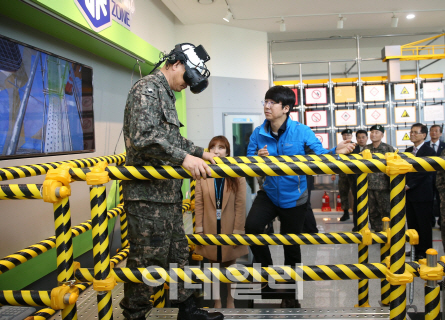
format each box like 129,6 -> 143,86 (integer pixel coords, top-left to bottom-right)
268,32 -> 445,149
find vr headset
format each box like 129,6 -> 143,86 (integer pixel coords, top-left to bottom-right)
154,43 -> 210,94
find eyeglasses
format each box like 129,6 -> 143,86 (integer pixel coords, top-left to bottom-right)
262,100 -> 282,108
409,131 -> 422,135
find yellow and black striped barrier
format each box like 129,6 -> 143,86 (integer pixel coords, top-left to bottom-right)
74,262 -> 428,284
388,171 -> 409,320
0,153 -> 125,182
0,290 -> 52,307
211,152 -> 416,165
425,286 -> 440,320
184,231 -> 413,246
110,246 -> 130,269
380,218 -> 391,306
356,173 -> 370,307
89,184 -> 114,320
66,156 -> 445,182
33,308 -> 56,320
52,198 -> 74,285
0,205 -> 123,276
0,184 -> 42,200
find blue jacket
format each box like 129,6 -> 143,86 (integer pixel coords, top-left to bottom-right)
247,117 -> 336,208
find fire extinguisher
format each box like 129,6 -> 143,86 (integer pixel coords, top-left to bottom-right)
336,194 -> 342,211
321,191 -> 331,212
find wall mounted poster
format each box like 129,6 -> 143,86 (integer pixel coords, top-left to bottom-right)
363,85 -> 386,102
289,111 -> 299,121
423,82 -> 445,99
314,132 -> 329,149
365,108 -> 387,125
396,130 -> 414,147
334,86 -> 356,103
305,87 -> 327,104
394,106 -> 416,123
394,83 -> 416,100
424,105 -> 444,122
335,109 -> 357,126
305,110 -> 328,127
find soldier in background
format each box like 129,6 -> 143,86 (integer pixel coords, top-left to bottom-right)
364,125 -> 394,232
120,43 -> 223,320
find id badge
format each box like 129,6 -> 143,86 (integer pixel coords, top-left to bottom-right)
216,209 -> 222,220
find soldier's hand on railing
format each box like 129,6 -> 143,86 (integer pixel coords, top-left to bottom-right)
182,155 -> 212,180
202,151 -> 217,164
336,139 -> 356,154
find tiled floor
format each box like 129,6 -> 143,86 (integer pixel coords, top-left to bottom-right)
267,210 -> 444,311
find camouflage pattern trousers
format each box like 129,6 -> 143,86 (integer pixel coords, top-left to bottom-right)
338,174 -> 350,211
119,201 -> 193,320
368,190 -> 391,232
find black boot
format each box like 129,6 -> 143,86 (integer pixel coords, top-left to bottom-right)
176,296 -> 224,320
339,210 -> 350,221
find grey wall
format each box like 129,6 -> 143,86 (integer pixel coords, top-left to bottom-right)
186,76 -> 268,149
0,16 -> 130,258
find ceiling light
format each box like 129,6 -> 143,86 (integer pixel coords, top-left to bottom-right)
406,14 -> 415,19
280,18 -> 286,32
337,14 -> 344,29
391,14 -> 398,27
223,10 -> 233,22
197,0 -> 214,4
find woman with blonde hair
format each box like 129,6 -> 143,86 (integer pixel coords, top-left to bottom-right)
195,135 -> 247,308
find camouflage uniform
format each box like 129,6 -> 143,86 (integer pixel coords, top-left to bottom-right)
363,142 -> 395,232
338,173 -> 350,211
436,148 -> 445,252
120,70 -> 204,319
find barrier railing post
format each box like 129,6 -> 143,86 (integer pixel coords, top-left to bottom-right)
388,172 -> 408,320
118,181 -> 128,249
356,173 -> 370,307
380,218 -> 391,306
190,179 -> 196,233
424,249 -> 440,320
43,164 -> 78,320
87,162 -> 115,320
90,184 -> 114,320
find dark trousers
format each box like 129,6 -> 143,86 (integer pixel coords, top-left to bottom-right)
406,200 -> 433,257
304,186 -> 318,233
245,191 -> 307,268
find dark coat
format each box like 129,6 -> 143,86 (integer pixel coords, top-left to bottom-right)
405,143 -> 435,202
425,140 -> 445,156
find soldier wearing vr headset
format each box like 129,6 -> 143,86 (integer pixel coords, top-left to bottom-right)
120,43 -> 224,320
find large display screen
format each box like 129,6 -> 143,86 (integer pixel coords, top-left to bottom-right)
0,35 -> 95,160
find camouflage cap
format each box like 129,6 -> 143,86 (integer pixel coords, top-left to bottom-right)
341,129 -> 353,135
370,125 -> 385,133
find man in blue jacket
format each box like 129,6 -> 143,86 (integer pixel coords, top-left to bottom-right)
245,86 -> 354,308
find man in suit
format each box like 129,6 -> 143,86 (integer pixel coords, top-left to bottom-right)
349,130 -> 368,231
405,123 -> 435,260
426,124 -> 445,227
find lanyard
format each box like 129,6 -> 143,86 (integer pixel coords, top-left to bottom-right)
214,178 -> 225,209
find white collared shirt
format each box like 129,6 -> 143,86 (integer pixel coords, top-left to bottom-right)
413,141 -> 425,155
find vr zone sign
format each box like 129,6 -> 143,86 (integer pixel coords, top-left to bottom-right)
75,0 -> 132,32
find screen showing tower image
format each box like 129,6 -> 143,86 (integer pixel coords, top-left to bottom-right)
0,36 -> 95,160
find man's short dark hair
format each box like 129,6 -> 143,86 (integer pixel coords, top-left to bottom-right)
356,130 -> 368,137
412,123 -> 428,136
265,86 -> 295,117
431,124 -> 443,133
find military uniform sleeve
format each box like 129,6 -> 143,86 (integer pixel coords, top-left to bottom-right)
128,83 -> 199,164
179,135 -> 204,158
